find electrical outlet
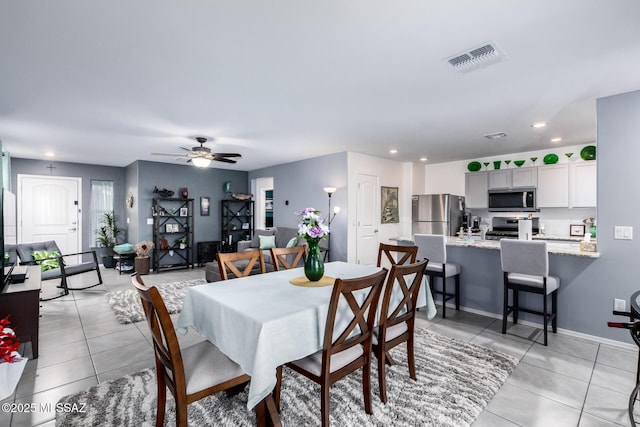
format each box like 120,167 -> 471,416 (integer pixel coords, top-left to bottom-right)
614,298 -> 626,312
614,226 -> 633,240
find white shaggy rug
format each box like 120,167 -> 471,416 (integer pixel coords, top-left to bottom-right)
56,328 -> 518,426
105,278 -> 206,324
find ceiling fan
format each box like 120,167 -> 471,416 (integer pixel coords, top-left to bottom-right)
152,137 -> 242,167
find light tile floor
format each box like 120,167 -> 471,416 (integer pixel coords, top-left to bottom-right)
2,267 -> 638,426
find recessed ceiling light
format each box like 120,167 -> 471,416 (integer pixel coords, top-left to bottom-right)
420,157 -> 428,162
45,152 -> 55,157
550,137 -> 562,142
389,149 -> 398,154
484,132 -> 507,139
531,122 -> 547,128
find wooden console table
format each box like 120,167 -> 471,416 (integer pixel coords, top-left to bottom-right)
0,266 -> 41,358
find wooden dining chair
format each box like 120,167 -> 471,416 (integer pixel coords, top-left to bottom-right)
270,246 -> 306,271
275,269 -> 388,427
216,249 -> 266,280
131,273 -> 250,427
376,243 -> 418,269
373,259 -> 428,403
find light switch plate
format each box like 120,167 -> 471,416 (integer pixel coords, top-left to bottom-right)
147,218 -> 153,225
614,226 -> 633,240
614,298 -> 626,312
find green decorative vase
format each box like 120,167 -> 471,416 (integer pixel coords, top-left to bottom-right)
304,240 -> 324,281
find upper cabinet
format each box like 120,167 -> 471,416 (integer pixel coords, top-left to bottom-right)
570,162 -> 597,208
537,164 -> 569,208
488,170 -> 511,189
488,167 -> 537,190
465,171 -> 488,209
512,167 -> 537,188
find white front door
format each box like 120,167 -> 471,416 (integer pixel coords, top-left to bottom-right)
356,173 -> 379,265
17,175 -> 82,264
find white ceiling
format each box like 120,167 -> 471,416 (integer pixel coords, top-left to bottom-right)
1,1 -> 640,171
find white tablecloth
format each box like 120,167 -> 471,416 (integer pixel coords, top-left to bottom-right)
176,261 -> 436,409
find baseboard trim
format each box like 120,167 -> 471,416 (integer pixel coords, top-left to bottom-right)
430,302 -> 637,351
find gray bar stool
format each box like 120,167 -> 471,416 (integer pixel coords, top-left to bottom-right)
414,234 -> 461,318
500,239 -> 559,346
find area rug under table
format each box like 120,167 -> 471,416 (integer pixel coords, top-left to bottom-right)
56,328 -> 518,427
106,278 -> 206,324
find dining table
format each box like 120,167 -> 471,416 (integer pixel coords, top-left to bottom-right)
176,261 -> 437,425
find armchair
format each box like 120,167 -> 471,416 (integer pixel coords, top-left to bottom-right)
16,241 -> 103,300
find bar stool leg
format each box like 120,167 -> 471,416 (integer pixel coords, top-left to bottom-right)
442,275 -> 447,318
543,292 -> 549,346
552,291 -> 558,333
454,274 -> 460,310
502,282 -> 509,334
513,290 -> 519,324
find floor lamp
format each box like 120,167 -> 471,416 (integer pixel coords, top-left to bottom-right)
323,187 -> 340,261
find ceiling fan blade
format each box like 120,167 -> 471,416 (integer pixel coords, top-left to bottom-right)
212,153 -> 242,158
152,152 -> 186,157
213,157 -> 237,164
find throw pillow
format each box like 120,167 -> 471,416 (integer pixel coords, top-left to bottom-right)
32,250 -> 62,271
286,237 -> 298,248
259,235 -> 276,250
251,229 -> 276,248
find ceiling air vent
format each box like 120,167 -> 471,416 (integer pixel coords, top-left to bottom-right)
446,42 -> 506,74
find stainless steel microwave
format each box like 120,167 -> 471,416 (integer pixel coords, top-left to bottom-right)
488,188 -> 537,212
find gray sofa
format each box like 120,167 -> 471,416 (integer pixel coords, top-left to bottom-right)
204,227 -> 303,282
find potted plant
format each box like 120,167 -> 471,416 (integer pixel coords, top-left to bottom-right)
134,240 -> 154,275
97,211 -> 123,268
176,237 -> 188,250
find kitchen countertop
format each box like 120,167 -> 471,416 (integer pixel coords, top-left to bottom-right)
390,236 -> 600,258
445,237 -> 600,258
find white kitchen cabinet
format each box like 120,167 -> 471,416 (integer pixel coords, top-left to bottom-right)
537,164 -> 569,207
465,172 -> 488,209
512,167 -> 537,188
570,162 -> 597,207
488,170 -> 512,189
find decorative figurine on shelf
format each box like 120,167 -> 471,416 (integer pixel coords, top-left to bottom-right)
153,186 -> 174,198
159,238 -> 169,250
181,187 -> 189,198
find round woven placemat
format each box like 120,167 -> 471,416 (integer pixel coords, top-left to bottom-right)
289,275 -> 336,287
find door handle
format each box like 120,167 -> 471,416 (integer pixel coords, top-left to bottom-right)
69,228 -> 77,232
374,229 -> 379,233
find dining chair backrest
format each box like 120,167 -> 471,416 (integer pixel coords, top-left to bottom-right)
379,259 -> 429,331
270,246 -> 306,271
500,239 -> 549,277
131,273 -> 186,396
323,269 -> 388,365
216,249 -> 266,280
376,243 -> 418,268
414,234 -> 446,264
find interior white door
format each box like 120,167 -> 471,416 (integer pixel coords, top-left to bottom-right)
17,175 -> 82,264
356,174 -> 379,265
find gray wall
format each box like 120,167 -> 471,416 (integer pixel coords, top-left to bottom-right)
10,158 -> 250,260
249,152 -> 348,261
590,89 -> 640,343
11,158 -> 127,257
133,160 -> 249,245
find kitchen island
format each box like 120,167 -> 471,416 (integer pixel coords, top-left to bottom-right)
393,236 -> 600,334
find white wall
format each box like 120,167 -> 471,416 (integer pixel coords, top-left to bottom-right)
347,152 -> 410,263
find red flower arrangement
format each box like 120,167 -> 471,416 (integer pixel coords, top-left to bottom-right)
0,315 -> 20,363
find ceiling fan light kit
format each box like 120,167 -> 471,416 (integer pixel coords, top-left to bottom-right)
191,157 -> 212,168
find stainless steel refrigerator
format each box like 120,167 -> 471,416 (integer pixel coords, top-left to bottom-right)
412,194 -> 465,236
